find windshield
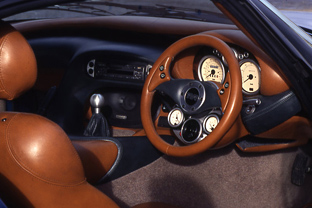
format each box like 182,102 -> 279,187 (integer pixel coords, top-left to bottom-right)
4,0 -> 312,29
3,0 -> 232,24
3,0 -> 312,28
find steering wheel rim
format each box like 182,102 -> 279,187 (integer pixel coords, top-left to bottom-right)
141,34 -> 242,157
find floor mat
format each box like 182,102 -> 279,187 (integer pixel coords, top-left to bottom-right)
98,144 -> 312,208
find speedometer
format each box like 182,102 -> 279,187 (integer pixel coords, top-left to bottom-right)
240,60 -> 261,95
198,56 -> 225,83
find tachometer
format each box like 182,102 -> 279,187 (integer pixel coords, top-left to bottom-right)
198,55 -> 225,83
240,60 -> 261,95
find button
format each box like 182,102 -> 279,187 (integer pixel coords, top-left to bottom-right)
89,62 -> 94,67
88,69 -> 94,75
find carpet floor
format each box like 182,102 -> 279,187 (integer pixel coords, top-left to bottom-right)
99,144 -> 312,208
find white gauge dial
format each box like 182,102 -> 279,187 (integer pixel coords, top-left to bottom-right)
240,60 -> 261,94
198,56 -> 225,83
203,115 -> 219,133
168,108 -> 184,128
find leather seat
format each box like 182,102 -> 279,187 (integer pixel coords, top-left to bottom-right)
72,138 -> 121,184
0,21 -> 180,208
0,21 -> 119,207
0,20 -> 120,185
0,112 -> 119,208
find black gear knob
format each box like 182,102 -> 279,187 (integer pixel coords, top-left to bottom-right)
90,94 -> 105,114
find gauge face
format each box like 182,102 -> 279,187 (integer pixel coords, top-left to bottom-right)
240,60 -> 260,94
203,115 -> 219,133
168,108 -> 184,128
198,56 -> 225,83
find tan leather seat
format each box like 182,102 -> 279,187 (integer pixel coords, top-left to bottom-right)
0,21 -> 180,208
0,21 -> 118,208
72,139 -> 120,184
0,112 -> 119,208
0,19 -> 120,185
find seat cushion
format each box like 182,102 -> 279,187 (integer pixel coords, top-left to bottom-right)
72,139 -> 120,184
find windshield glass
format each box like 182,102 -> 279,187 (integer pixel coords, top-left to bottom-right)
3,0 -> 232,24
3,0 -> 312,32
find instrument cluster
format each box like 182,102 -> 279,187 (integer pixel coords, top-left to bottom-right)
195,46 -> 261,95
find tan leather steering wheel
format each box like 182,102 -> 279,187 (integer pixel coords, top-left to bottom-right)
141,34 -> 242,157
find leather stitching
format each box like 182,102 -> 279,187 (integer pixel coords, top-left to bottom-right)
6,113 -> 86,186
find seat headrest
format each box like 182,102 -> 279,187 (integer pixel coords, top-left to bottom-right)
0,21 -> 37,100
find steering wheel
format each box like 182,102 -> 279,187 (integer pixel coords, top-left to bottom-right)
141,34 -> 242,157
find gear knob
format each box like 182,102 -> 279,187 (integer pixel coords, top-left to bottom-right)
90,94 -> 105,114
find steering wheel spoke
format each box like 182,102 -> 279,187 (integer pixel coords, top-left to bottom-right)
148,56 -> 172,92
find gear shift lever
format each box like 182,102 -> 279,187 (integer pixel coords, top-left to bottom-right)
90,94 -> 105,114
83,94 -> 111,137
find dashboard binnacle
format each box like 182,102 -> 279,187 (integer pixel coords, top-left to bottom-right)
166,39 -> 299,144
194,45 -> 261,96
166,44 -> 264,144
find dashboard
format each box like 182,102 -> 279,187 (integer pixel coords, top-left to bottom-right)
159,44 -> 263,144
23,36 -> 167,135
12,17 -> 301,144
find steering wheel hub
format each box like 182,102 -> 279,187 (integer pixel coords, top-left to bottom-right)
181,81 -> 205,113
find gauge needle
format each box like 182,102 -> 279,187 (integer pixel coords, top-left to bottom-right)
210,123 -> 215,129
243,78 -> 249,83
244,74 -> 254,83
206,70 -> 216,78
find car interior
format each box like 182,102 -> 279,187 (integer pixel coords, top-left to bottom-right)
0,1 -> 312,207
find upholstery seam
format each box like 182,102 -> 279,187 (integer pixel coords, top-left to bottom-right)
6,113 -> 86,186
57,122 -> 85,168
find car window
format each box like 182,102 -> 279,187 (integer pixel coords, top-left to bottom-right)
268,0 -> 312,29
263,0 -> 312,45
3,0 -> 231,24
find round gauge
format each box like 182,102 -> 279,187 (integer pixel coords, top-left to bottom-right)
181,118 -> 202,144
203,114 -> 219,134
240,60 -> 261,95
198,55 -> 225,83
168,108 -> 184,128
